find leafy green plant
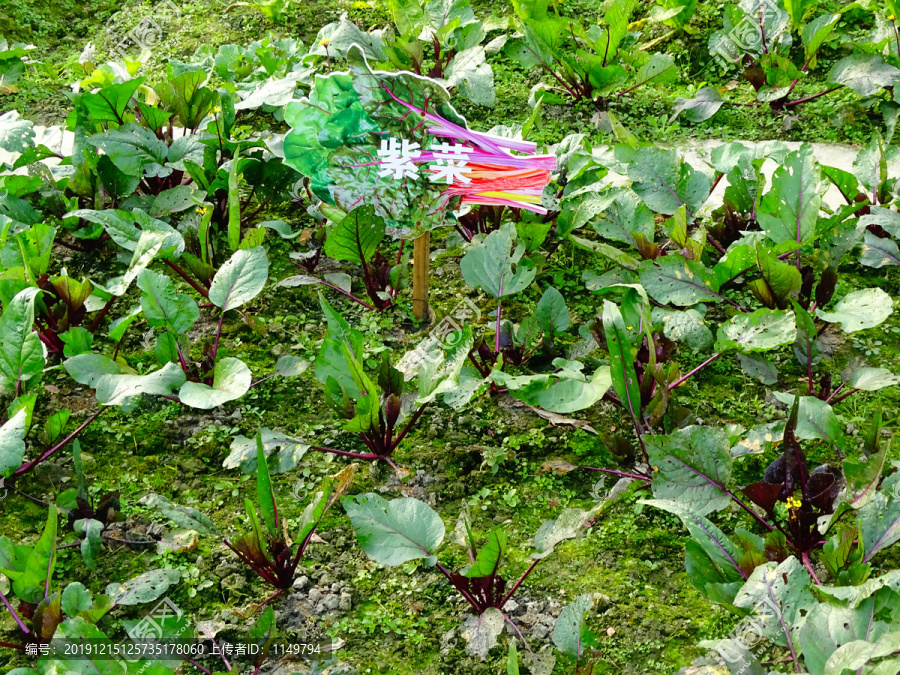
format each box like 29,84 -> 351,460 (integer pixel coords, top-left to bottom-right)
343,494 -> 588,660
676,0 -> 899,122
278,205 -> 408,311
225,293 -> 476,471
312,0 -> 498,107
651,407 -> 900,674
0,504 -> 181,653
505,0 -> 678,110
0,37 -> 35,92
147,435 -> 355,601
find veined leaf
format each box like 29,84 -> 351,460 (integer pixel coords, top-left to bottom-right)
323,204 -> 386,265
343,493 -> 445,567
178,357 -> 252,409
816,288 -> 893,333
460,222 -> 535,299
757,144 -> 821,248
0,287 -> 44,394
714,309 -> 796,353
209,246 -> 270,312
647,426 -> 733,516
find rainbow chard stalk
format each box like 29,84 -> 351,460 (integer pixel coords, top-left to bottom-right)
282,44 -> 556,238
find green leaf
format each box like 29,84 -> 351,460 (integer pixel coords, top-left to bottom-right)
0,408 -> 27,479
816,288 -> 893,333
272,355 -> 310,378
445,46 -> 496,107
532,507 -> 587,559
61,582 -> 94,617
323,204 -> 386,265
846,367 -> 900,392
801,14 -> 839,64
178,357 -> 252,409
748,245 -> 802,309
602,300 -> 641,420
714,308 -> 796,353
247,606 -> 277,670
732,556 -> 815,649
103,230 -> 171,297
648,426 -> 733,515
652,308 -> 713,352
738,353 -> 778,385
772,393 -> 843,449
64,357 -> 187,407
822,634 -> 900,675
80,78 -> 144,125
800,598 -> 892,674
105,568 -> 181,606
156,70 -> 219,129
72,439 -> 88,502
491,361 -> 611,414
552,594 -> 597,658
784,0 -> 816,29
225,428 -> 310,473
859,491 -> 900,564
461,607 -> 505,659
295,464 -> 356,548
0,110 -> 35,153
137,269 -> 200,336
534,286 -> 569,335
64,208 -> 183,256
508,640 -> 520,675
571,235 -> 640,271
638,256 -> 721,306
12,505 -> 57,604
74,518 -> 103,571
0,287 -> 44,395
86,123 -> 170,178
829,54 -> 900,97
60,327 -> 93,358
464,528 -> 506,578
227,148 -> 241,252
640,499 -> 748,593
586,187 -> 655,247
255,432 -> 278,538
314,292 -> 368,399
815,570 -> 900,608
670,87 -> 723,123
209,246 -> 269,312
757,144 -> 821,248
860,230 -> 900,268
142,493 -> 222,536
460,222 -> 536,298
627,146 -> 709,218
343,493 -> 445,567
792,299 -> 822,368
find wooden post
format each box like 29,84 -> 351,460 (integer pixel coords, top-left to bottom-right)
412,232 -> 430,322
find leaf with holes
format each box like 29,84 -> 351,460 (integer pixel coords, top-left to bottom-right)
715,309 -> 796,353
816,288 -> 893,333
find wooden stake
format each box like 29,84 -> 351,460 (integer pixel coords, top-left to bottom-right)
412,232 -> 430,322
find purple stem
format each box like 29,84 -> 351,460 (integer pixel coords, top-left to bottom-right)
14,409 -> 105,477
0,589 -> 29,634
310,445 -> 380,461
499,559 -> 540,608
667,353 -> 721,391
802,551 -> 821,585
577,466 -> 651,481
